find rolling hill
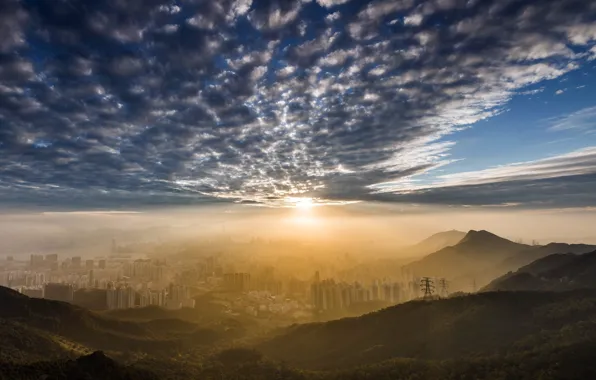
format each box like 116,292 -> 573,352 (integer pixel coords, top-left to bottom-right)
0,351 -> 158,380
493,243 -> 596,276
0,286 -> 234,360
256,290 -> 596,370
5,287 -> 596,379
484,250 -> 596,292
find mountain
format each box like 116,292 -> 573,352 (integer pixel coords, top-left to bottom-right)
484,250 -> 596,292
494,243 -> 596,274
256,290 -> 596,370
404,230 -> 530,290
337,231 -> 466,282
405,230 -> 466,257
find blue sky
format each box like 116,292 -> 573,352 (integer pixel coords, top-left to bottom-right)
1,0 -> 596,209
445,64 -> 596,172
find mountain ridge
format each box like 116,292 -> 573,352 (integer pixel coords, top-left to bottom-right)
256,289 -> 596,369
484,249 -> 596,292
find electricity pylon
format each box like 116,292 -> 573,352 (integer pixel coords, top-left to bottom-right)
420,277 -> 435,300
438,278 -> 449,298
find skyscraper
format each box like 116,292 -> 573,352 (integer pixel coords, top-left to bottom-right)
44,283 -> 74,303
71,256 -> 82,268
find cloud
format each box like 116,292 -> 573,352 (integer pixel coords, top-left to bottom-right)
316,0 -> 351,8
0,0 -> 595,208
549,106 -> 596,131
365,147 -> 596,208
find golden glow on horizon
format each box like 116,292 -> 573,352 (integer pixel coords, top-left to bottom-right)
285,197 -> 315,210
295,197 -> 314,210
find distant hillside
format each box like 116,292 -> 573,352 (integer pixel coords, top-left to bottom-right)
493,243 -> 596,275
404,230 -> 529,290
337,231 -> 466,281
403,230 -> 596,291
256,290 -> 596,369
484,250 -> 596,292
405,230 -> 466,257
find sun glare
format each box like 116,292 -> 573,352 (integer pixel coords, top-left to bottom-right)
295,197 -> 314,210
286,197 -> 314,210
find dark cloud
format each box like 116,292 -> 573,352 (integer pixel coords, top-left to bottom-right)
0,0 -> 595,208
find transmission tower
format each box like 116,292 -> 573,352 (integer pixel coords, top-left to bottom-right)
438,278 -> 449,298
419,277 -> 435,300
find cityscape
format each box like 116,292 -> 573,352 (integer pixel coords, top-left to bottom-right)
0,238 -> 441,321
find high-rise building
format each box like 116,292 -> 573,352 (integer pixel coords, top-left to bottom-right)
44,283 -> 74,303
223,272 -> 251,292
85,260 -> 94,270
71,256 -> 82,268
74,288 -> 108,310
107,285 -> 136,310
30,254 -> 44,269
45,254 -> 58,263
88,270 -> 94,288
106,282 -> 117,310
98,260 -> 106,269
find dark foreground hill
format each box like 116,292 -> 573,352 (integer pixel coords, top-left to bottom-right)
5,290 -> 596,379
0,286 -> 237,360
484,250 -> 596,292
0,351 -> 158,380
256,290 -> 596,369
6,312 -> 596,380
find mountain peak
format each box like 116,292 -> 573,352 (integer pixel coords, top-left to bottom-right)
457,230 -> 523,250
461,229 -> 502,242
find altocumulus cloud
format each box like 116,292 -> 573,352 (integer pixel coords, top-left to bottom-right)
0,0 -> 595,208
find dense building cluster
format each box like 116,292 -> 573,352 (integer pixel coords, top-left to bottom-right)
310,271 -> 420,312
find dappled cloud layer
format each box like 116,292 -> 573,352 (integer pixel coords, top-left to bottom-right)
1,0 -> 596,207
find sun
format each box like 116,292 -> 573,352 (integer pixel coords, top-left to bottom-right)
285,197 -> 315,210
294,197 -> 314,210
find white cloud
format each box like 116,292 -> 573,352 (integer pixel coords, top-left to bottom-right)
317,0 -> 350,8
549,106 -> 596,131
375,147 -> 596,193
404,13 -> 423,26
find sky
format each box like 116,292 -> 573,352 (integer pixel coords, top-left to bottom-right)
1,0 -> 596,210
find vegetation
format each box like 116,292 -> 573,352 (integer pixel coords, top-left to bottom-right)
484,250 -> 596,292
257,290 -> 596,369
6,284 -> 596,379
0,286 -> 241,360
